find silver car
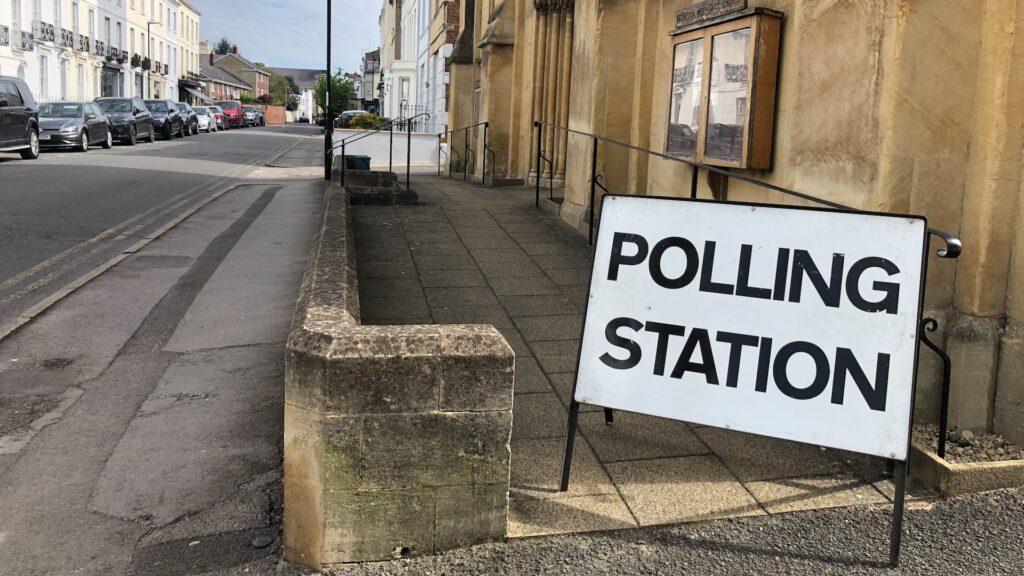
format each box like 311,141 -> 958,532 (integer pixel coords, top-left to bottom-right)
193,106 -> 217,133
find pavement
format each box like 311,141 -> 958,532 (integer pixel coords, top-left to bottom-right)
0,125 -> 325,575
339,175 -> 1022,575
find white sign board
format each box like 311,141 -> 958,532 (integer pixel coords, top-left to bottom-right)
575,196 -> 928,460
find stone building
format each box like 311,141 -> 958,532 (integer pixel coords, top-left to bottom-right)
210,46 -> 270,98
379,0 -> 417,119
446,0 -> 1024,445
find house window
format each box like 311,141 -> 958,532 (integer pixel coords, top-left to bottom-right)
72,1 -> 79,35
77,63 -> 85,99
39,55 -> 48,100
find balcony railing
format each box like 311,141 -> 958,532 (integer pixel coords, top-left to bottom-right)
14,29 -> 35,52
93,39 -> 105,57
60,28 -> 74,48
0,25 -> 9,48
33,21 -> 55,44
141,57 -> 152,71
77,34 -> 89,52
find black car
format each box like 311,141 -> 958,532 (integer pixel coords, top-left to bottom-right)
0,76 -> 40,160
37,102 -> 113,152
144,99 -> 185,139
95,97 -> 156,145
177,102 -> 199,136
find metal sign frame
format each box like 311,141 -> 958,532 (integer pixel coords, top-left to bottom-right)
559,193 -> 931,567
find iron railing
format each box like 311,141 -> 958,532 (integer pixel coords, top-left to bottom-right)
438,122 -> 496,186
333,113 -> 431,191
532,119 -> 963,463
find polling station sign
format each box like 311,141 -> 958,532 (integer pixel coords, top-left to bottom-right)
575,196 -> 929,461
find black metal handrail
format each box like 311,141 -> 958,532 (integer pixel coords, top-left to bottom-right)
439,122 -> 496,186
336,113 -> 431,191
533,120 -> 963,259
533,118 -> 964,465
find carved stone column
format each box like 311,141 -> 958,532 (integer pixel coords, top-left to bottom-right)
533,0 -> 574,185
556,10 -> 574,180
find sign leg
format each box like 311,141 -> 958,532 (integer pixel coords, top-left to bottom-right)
889,459 -> 908,567
559,401 -> 581,492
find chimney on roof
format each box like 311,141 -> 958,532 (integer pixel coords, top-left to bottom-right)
232,45 -> 238,55
209,52 -> 214,65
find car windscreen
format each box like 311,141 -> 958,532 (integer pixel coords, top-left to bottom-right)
145,101 -> 169,113
97,99 -> 131,113
194,107 -> 208,115
39,103 -> 83,118
218,102 -> 240,110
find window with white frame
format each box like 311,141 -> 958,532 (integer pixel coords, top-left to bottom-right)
77,63 -> 85,99
39,55 -> 48,100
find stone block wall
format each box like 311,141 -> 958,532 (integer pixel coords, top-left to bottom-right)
284,184 -> 514,569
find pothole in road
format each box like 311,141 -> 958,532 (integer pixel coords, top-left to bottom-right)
0,394 -> 61,436
40,357 -> 74,371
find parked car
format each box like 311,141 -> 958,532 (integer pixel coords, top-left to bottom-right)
37,102 -> 112,151
206,105 -> 226,130
242,105 -> 258,127
255,107 -> 266,126
193,106 -> 217,133
339,110 -> 366,128
177,102 -> 199,135
0,75 -> 40,160
144,99 -> 185,139
215,100 -> 243,128
95,97 -> 155,145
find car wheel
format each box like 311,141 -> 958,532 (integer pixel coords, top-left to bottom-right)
78,130 -> 90,152
127,125 -> 137,146
102,129 -> 113,149
164,125 -> 172,140
20,130 -> 40,160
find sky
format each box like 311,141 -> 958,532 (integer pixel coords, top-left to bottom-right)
190,0 -> 380,72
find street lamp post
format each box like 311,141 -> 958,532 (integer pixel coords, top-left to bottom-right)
324,0 -> 333,181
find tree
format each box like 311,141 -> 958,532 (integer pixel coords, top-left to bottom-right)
239,92 -> 256,104
268,73 -> 293,107
314,70 -> 355,116
284,76 -> 301,96
214,37 -> 233,55
253,62 -> 266,68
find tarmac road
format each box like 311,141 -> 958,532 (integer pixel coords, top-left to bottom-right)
0,124 -> 323,332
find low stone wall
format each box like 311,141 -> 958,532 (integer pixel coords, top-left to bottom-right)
284,183 -> 514,568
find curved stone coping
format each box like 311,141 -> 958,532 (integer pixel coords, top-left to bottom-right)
284,183 -> 515,568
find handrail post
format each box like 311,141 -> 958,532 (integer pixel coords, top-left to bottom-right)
438,134 -> 442,177
690,165 -> 699,199
590,137 -> 598,246
464,130 -> 469,181
407,118 -> 412,190
483,122 -> 489,187
535,121 -> 542,208
341,141 -> 347,187
389,123 -> 394,174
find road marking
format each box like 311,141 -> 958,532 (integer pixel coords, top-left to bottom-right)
0,137 -> 297,295
0,137 -> 304,343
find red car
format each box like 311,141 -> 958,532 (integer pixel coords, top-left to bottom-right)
215,100 -> 244,128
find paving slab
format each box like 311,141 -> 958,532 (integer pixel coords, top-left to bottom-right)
578,411 -> 709,463
515,315 -> 584,342
745,474 -> 888,514
511,437 -> 618,500
695,427 -> 848,482
512,392 -> 570,441
606,456 -> 765,526
508,494 -> 636,538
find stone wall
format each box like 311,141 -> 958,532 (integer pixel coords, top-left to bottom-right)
283,182 -> 514,568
